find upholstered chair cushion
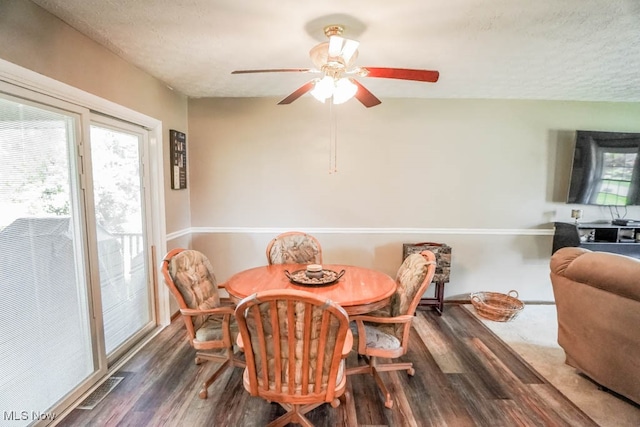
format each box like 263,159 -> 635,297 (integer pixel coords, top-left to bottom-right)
391,253 -> 430,318
169,250 -> 220,330
194,318 -> 225,342
349,323 -> 401,351
268,233 -> 322,265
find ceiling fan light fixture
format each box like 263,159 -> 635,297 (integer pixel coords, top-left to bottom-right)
310,76 -> 334,102
310,76 -> 357,104
332,78 -> 358,104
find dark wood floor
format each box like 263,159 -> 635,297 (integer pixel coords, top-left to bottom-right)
59,305 -> 597,426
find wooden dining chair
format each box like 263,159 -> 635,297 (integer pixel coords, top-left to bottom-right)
347,250 -> 437,408
161,248 -> 244,399
266,231 -> 323,265
235,289 -> 352,427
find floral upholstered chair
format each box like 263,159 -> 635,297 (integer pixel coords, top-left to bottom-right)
235,289 -> 352,427
347,250 -> 437,408
265,231 -> 323,265
161,248 -> 244,399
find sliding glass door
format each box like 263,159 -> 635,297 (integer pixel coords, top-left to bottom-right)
0,88 -> 157,425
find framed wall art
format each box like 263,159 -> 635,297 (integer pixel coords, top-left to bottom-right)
169,129 -> 187,190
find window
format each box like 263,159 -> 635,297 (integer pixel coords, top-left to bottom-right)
594,149 -> 638,205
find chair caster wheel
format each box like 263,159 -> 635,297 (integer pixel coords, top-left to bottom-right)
195,357 -> 203,365
199,389 -> 208,399
384,399 -> 393,409
407,367 -> 415,376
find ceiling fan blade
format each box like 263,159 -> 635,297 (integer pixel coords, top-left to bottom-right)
277,81 -> 316,105
351,79 -> 382,108
362,67 -> 440,83
231,68 -> 312,74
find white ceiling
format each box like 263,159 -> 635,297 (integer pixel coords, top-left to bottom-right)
31,0 -> 640,102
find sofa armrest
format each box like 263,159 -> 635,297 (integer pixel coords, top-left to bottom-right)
551,247 -> 640,302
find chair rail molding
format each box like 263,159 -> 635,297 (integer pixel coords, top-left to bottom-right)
167,227 -> 553,240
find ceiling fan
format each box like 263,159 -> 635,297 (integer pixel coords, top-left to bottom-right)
231,25 -> 440,108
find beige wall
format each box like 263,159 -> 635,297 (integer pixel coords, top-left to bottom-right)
188,97 -> 640,301
4,1 -> 640,303
0,0 -> 190,234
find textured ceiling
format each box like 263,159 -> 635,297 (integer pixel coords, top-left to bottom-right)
30,0 -> 640,102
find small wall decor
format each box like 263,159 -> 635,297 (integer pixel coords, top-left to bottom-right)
170,129 -> 187,190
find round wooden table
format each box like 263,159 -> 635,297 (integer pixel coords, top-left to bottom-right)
223,264 -> 397,315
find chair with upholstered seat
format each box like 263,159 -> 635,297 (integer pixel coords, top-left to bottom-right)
235,289 -> 352,427
347,250 -> 437,408
266,231 -> 323,265
161,248 -> 244,399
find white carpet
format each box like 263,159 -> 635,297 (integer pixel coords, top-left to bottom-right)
465,304 -> 640,427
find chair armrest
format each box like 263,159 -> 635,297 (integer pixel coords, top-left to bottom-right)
179,306 -> 235,317
351,314 -> 414,325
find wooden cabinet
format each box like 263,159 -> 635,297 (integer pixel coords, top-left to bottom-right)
553,222 -> 640,259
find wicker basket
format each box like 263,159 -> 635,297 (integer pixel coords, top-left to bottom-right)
470,290 -> 524,322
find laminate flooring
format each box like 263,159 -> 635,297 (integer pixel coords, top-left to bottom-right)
58,305 -> 597,426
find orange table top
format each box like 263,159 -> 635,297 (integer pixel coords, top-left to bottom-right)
223,264 -> 397,315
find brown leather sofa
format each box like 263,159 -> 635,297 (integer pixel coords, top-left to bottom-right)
550,247 -> 640,404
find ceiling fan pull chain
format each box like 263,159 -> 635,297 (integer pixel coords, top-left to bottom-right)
329,100 -> 337,174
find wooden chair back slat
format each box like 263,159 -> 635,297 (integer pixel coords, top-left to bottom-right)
250,304 -> 269,391
287,300 -> 296,393
315,310 -> 331,394
270,300 -> 283,393
301,301 -> 312,394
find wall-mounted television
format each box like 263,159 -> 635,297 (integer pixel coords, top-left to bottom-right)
567,130 -> 640,206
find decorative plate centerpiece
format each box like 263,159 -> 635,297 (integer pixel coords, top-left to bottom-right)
284,267 -> 346,287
